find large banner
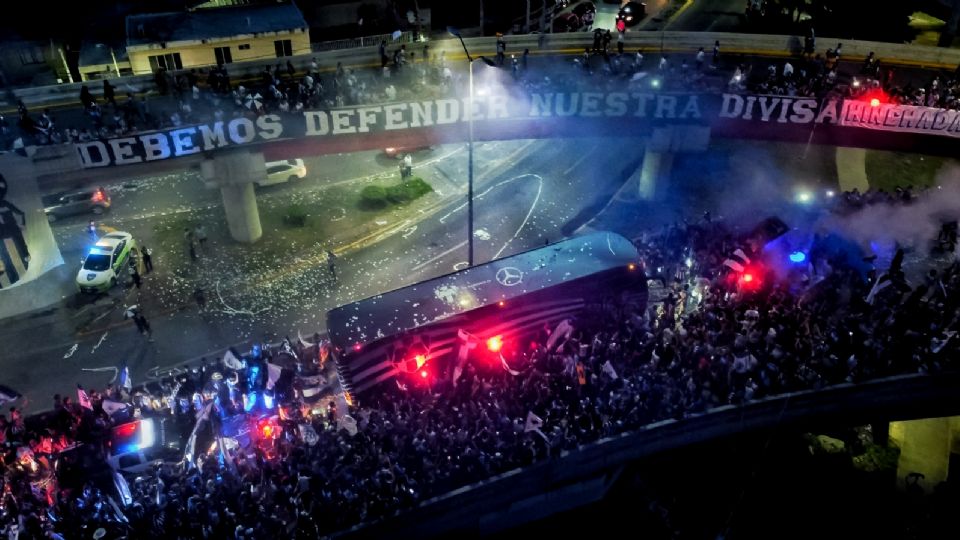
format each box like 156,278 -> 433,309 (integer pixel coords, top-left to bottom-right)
74,92 -> 960,168
0,167 -> 63,288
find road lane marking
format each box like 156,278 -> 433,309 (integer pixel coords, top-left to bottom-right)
63,344 -> 78,359
412,240 -> 468,272
90,332 -> 108,354
563,152 -> 593,176
492,175 -> 544,260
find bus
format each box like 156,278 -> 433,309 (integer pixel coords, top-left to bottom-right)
326,232 -> 648,397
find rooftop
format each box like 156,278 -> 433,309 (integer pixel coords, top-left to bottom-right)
79,42 -> 129,67
126,3 -> 306,48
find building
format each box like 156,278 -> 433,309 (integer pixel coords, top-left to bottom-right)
78,43 -> 132,81
0,34 -> 68,87
125,2 -> 310,76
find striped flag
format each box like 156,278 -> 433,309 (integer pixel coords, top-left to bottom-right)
77,385 -> 93,410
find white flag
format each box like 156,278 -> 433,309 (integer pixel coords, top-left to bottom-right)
223,348 -> 245,371
77,386 -> 93,410
546,319 -> 574,351
266,363 -> 283,391
120,366 -> 133,393
524,411 -> 543,432
602,360 -> 619,380
338,415 -> 358,436
299,424 -> 320,446
102,399 -> 128,416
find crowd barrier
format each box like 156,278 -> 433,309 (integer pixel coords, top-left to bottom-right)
342,372 -> 960,538
8,31 -> 960,111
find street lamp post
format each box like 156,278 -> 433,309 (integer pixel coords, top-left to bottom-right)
448,27 -> 495,268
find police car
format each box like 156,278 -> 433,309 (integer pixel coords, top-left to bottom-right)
76,231 -> 137,294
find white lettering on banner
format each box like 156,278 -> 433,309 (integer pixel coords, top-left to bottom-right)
170,128 -> 199,156
383,104 -> 407,130
256,114 -> 283,140
530,93 -> 552,116
356,106 -> 383,133
436,99 -> 459,124
228,118 -> 256,144
581,92 -> 602,117
487,95 -> 510,119
719,94 -> 744,118
605,93 -> 628,117
632,93 -> 655,117
655,95 -> 677,119
140,133 -> 171,161
77,141 -> 111,167
789,99 -> 817,123
410,102 -> 434,127
331,110 -> 356,134
198,122 -> 229,149
108,138 -> 142,165
838,101 -> 960,136
679,96 -> 701,119
76,92 -> 960,168
304,111 -> 330,136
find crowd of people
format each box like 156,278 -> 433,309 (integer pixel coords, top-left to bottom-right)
2,189 -> 959,537
6,31 -> 960,152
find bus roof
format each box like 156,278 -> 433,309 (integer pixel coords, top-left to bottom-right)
326,232 -> 639,350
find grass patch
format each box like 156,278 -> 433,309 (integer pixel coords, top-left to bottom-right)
281,204 -> 309,228
864,150 -> 951,192
360,177 -> 433,209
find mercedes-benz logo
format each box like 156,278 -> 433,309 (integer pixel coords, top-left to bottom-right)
496,267 -> 524,287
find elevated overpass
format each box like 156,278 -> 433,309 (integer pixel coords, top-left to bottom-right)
337,372 -> 960,539
4,30 -> 960,314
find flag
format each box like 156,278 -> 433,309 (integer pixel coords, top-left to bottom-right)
338,415 -> 358,436
500,353 -> 521,376
102,399 -> 129,416
119,366 -> 132,393
524,411 -> 543,432
0,385 -> 20,406
546,319 -> 574,351
524,411 -> 550,444
266,363 -> 283,391
602,360 -> 619,380
223,347 -> 245,371
299,424 -> 320,446
454,328 -> 478,386
865,273 -> 893,304
77,385 -> 93,410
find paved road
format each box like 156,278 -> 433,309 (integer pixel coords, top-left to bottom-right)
2,137 -> 644,412
666,0 -> 747,32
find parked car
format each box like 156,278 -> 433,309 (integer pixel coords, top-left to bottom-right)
258,159 -> 307,186
572,1 -> 596,28
384,145 -> 431,159
76,231 -> 137,294
618,1 -> 647,27
42,186 -> 110,222
552,12 -> 582,32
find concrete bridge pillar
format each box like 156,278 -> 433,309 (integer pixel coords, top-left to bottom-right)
201,151 -> 265,243
889,416 -> 960,492
637,126 -> 711,201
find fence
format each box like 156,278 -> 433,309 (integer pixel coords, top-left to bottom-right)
311,31 -> 415,52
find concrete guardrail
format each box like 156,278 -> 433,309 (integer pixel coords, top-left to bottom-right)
9,32 -> 960,111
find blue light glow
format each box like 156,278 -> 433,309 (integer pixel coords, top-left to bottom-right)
789,251 -> 807,263
244,392 -> 258,412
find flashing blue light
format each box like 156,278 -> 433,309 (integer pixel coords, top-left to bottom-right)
789,251 -> 807,263
115,443 -> 139,454
244,392 -> 258,412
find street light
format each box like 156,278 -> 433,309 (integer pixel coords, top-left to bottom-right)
448,27 -> 496,268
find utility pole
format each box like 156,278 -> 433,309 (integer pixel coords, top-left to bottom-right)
525,0 -> 531,33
